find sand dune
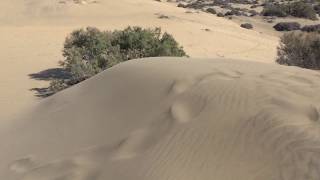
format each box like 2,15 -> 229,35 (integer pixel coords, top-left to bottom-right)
0,0 -> 279,120
1,58 -> 320,180
3,1 -> 318,179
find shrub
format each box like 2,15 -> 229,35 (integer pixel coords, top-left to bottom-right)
177,3 -> 187,8
241,23 -> 253,29
49,26 -> 186,94
185,1 -> 206,9
217,12 -> 225,17
225,8 -> 242,16
249,9 -> 259,16
301,24 -> 320,32
287,1 -> 318,20
262,1 -> 318,20
206,8 -> 216,14
261,4 -> 287,17
273,22 -> 301,31
225,11 -> 234,16
314,4 -> 320,15
276,32 -> 320,69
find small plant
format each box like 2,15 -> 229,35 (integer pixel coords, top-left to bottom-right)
217,12 -> 225,17
206,8 -> 216,14
177,3 -> 187,8
241,23 -> 253,29
249,9 -> 259,16
277,32 -> 320,69
273,22 -> 301,31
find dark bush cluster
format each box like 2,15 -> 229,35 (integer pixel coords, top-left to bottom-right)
273,22 -> 301,31
288,1 -> 318,20
241,23 -> 253,29
48,26 -> 187,94
277,32 -> 320,69
217,12 -> 225,17
177,0 -> 256,16
314,4 -> 320,15
262,1 -> 318,20
177,3 -> 187,8
248,9 -> 259,16
261,3 -> 287,17
225,9 -> 242,16
179,1 -> 206,9
301,24 -> 320,32
206,8 -> 217,14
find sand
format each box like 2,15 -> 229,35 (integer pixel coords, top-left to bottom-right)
2,0 -> 318,179
0,0 -> 279,120
1,58 -> 320,180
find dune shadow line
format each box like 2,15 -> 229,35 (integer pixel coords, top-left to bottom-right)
29,68 -> 71,81
29,68 -> 70,98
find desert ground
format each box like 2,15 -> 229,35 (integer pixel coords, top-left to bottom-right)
1,0 -> 320,179
0,0 -> 278,120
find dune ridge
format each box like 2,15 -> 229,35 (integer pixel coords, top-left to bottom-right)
1,58 -> 320,180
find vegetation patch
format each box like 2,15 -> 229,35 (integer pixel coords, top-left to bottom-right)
241,23 -> 253,29
273,22 -> 301,31
301,24 -> 320,32
277,32 -> 320,69
262,1 -> 318,20
45,26 -> 187,95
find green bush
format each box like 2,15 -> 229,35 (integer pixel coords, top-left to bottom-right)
48,26 -> 187,94
262,1 -> 318,20
287,1 -> 318,20
261,4 -> 288,17
276,32 -> 320,69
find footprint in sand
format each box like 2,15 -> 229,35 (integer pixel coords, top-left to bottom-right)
170,78 -> 198,95
170,71 -> 243,123
170,92 -> 206,123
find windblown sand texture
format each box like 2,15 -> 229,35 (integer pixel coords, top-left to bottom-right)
1,58 -> 320,180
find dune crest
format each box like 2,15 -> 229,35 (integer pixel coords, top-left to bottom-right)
1,58 -> 320,180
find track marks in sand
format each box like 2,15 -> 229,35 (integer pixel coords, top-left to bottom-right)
113,127 -> 168,160
170,78 -> 199,95
16,125 -> 172,180
170,94 -> 206,123
19,157 -> 99,180
170,69 -> 247,123
10,156 -> 38,174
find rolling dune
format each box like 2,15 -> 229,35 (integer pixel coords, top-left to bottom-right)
0,0 -> 278,120
2,58 -> 320,180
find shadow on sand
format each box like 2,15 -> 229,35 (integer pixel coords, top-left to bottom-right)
29,68 -> 70,97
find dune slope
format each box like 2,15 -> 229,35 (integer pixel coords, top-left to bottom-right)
1,58 -> 320,180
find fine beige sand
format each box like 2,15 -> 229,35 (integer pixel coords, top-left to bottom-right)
1,58 -> 320,180
0,0 -> 278,120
